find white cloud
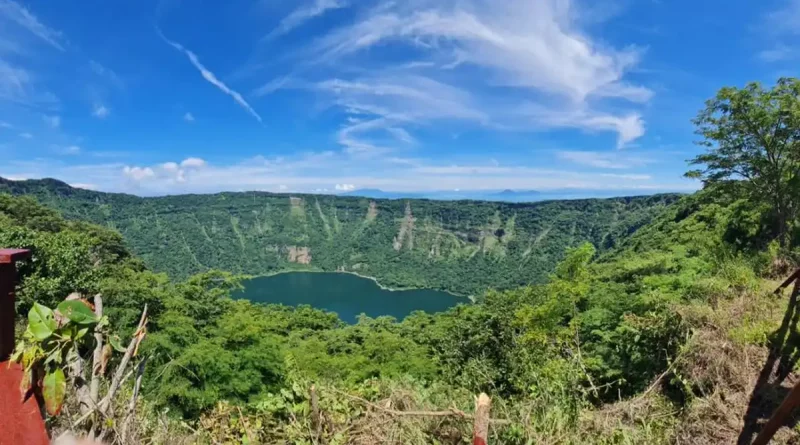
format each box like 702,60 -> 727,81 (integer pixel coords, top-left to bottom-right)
93,104 -> 110,118
123,166 -> 155,181
760,1 -> 800,62
0,0 -> 64,50
266,0 -> 348,39
0,121 -> 11,128
0,60 -> 30,102
0,60 -> 58,108
316,76 -> 487,153
161,162 -> 180,172
89,60 -> 125,89
18,132 -> 32,139
160,32 -> 263,123
69,183 -> 96,190
181,157 -> 207,168
60,145 -> 81,155
601,173 -> 651,180
252,76 -> 292,96
183,112 -> 195,122
264,0 -> 652,148
765,0 -> 800,35
335,183 -> 356,191
310,0 -> 649,104
7,152 -> 697,197
43,114 -> 60,128
758,44 -> 794,62
556,150 -> 653,169
521,106 -> 646,148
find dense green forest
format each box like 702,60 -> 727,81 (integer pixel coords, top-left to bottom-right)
6,78 -> 800,444
0,177 -> 677,295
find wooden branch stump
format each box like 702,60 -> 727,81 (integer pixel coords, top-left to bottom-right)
310,384 -> 321,441
473,393 -> 491,445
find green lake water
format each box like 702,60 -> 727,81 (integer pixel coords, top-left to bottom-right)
233,272 -> 466,323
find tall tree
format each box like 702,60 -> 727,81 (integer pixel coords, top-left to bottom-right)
687,78 -> 800,247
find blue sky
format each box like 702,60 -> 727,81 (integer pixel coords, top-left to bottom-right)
0,0 -> 797,196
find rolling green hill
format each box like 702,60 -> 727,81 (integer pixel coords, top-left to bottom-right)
0,177 -> 679,294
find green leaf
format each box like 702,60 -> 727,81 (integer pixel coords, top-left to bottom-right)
44,347 -> 61,365
43,368 -> 66,416
109,335 -> 126,353
96,316 -> 109,330
28,303 -> 56,341
75,327 -> 89,341
57,300 -> 98,325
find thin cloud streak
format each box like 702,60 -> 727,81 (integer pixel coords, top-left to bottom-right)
160,31 -> 263,123
265,0 -> 348,40
0,0 -> 64,50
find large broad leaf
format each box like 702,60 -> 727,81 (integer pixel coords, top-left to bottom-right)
43,368 -> 66,416
28,303 -> 57,341
56,300 -> 98,325
109,335 -> 126,353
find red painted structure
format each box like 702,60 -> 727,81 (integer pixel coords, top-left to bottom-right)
0,248 -> 49,445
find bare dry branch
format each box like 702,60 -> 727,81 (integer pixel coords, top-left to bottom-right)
100,304 -> 148,416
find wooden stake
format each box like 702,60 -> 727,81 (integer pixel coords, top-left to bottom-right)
310,384 -> 321,441
473,393 -> 491,445
753,377 -> 800,444
752,272 -> 800,444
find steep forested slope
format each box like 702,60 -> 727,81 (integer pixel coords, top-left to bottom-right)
0,177 -> 679,294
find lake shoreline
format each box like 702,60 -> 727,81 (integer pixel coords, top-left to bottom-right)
250,268 -> 474,302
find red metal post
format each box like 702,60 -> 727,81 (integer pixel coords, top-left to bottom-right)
0,248 -> 49,445
0,249 -> 30,361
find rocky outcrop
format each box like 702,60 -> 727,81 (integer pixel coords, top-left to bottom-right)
287,246 -> 311,264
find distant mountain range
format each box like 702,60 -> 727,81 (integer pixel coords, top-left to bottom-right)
342,188 -> 681,203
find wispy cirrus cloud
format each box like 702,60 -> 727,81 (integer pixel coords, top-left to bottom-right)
43,114 -> 60,128
0,1 -> 62,109
89,60 -> 125,89
759,0 -> 800,62
265,0 -> 348,40
53,144 -> 80,155
255,0 -> 652,151
160,32 -> 263,123
765,0 -> 800,35
0,0 -> 64,50
556,150 -> 654,169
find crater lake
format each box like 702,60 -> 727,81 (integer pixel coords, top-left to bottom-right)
233,272 -> 467,323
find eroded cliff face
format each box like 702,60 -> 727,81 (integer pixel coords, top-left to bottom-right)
392,202 -> 415,251
287,246 -> 312,264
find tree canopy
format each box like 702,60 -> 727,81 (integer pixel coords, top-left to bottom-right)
688,77 -> 800,247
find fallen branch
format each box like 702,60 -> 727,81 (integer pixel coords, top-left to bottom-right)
330,388 -> 511,425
